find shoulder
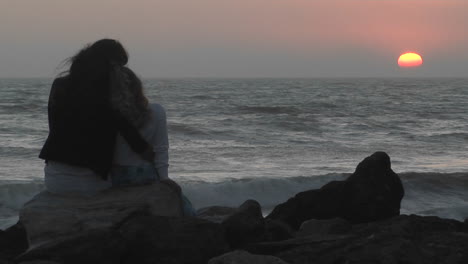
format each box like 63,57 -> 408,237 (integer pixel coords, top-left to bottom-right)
49,77 -> 71,104
52,76 -> 70,88
148,103 -> 166,119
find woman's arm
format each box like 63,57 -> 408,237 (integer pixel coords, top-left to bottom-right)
108,63 -> 154,161
112,110 -> 155,162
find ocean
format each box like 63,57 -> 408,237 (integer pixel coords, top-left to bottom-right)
1,78 -> 468,229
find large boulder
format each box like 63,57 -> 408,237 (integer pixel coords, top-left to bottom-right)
342,151 -> 404,223
119,215 -> 230,264
19,183 -> 183,248
267,152 -> 404,229
275,215 -> 468,264
244,215 -> 468,264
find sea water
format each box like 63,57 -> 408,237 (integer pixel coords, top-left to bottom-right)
1,78 -> 468,229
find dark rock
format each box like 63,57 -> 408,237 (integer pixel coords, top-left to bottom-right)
208,250 -> 290,264
222,200 -> 265,247
16,230 -> 125,264
342,151 -> 404,223
246,215 -> 468,264
20,184 -> 183,248
264,219 -> 294,242
296,218 -> 351,238
119,215 -> 229,264
267,152 -> 404,229
196,206 -> 237,223
18,261 -> 62,264
0,259 -> 13,264
0,222 -> 28,261
267,181 -> 346,229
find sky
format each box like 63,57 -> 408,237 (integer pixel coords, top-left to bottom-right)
0,0 -> 467,78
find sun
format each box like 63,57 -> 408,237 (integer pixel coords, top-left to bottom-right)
398,52 -> 423,68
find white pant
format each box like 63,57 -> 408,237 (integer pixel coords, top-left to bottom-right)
44,161 -> 111,196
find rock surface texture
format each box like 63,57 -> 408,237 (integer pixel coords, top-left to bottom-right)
267,152 -> 404,229
119,215 -> 229,264
246,215 -> 468,264
208,250 -> 290,264
19,183 -> 183,248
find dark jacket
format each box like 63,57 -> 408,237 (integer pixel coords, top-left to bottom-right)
39,76 -> 149,178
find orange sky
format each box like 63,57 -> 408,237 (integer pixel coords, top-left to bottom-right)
0,0 -> 466,77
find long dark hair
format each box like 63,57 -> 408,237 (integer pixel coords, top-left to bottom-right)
110,66 -> 150,128
63,39 -> 128,85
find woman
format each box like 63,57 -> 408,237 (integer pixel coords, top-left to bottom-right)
110,67 -> 195,216
40,39 -> 154,196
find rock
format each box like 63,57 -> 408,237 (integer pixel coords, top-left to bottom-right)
266,181 -> 347,229
16,230 -> 125,264
208,250 -> 289,264
222,200 -> 265,247
297,218 -> 351,238
267,152 -> 404,229
342,151 -> 404,223
264,219 -> 294,242
19,183 -> 183,248
247,215 -> 468,264
0,222 -> 28,261
18,261 -> 62,264
119,215 -> 229,264
196,206 -> 237,223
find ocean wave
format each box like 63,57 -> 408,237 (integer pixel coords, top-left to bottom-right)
1,172 -> 467,228
189,95 -> 215,100
180,174 -> 349,209
426,132 -> 468,141
168,123 -> 210,136
237,106 -> 301,115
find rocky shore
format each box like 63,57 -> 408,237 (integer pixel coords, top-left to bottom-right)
1,152 -> 467,264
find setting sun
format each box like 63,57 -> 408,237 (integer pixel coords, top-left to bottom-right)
398,52 -> 423,68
